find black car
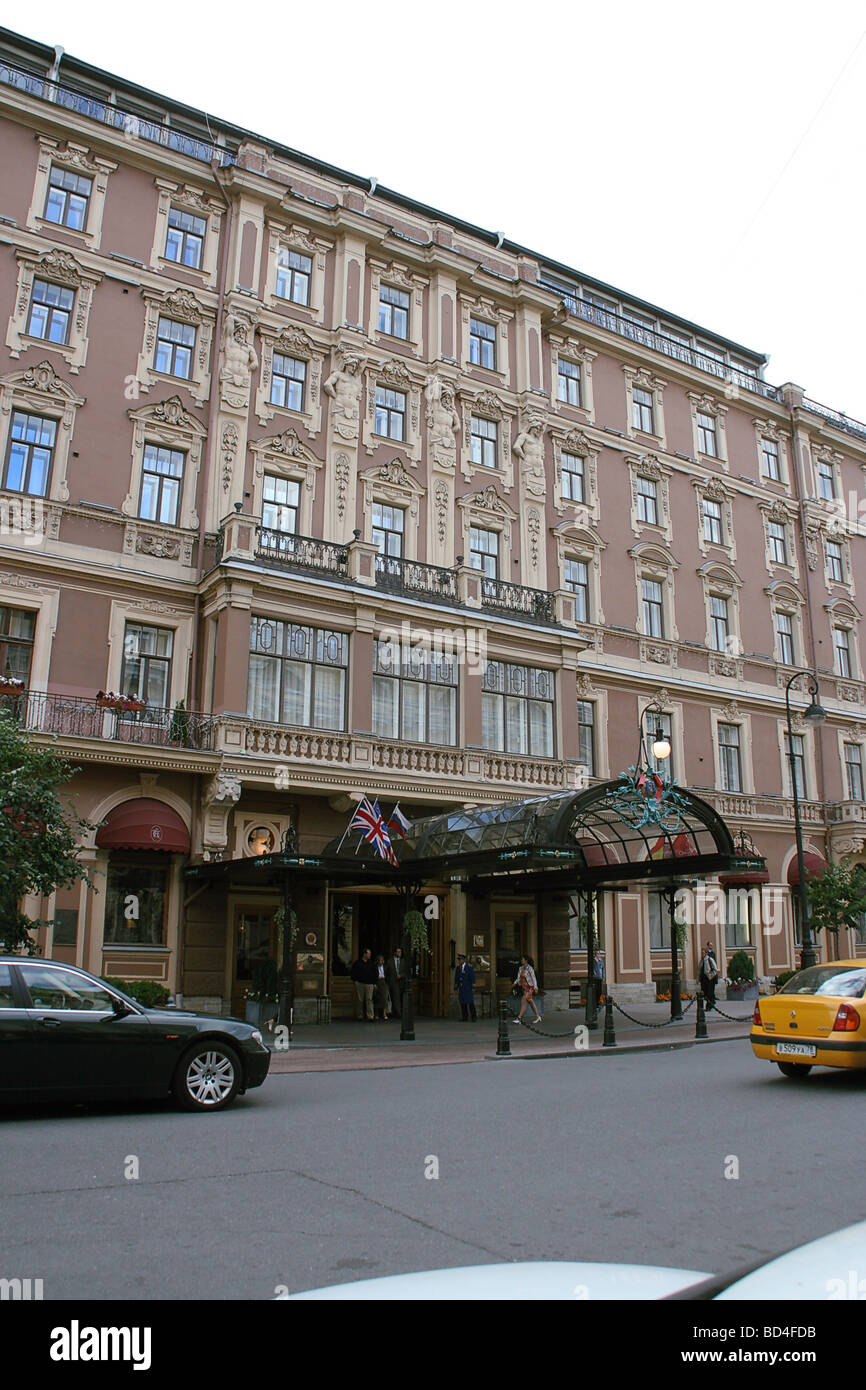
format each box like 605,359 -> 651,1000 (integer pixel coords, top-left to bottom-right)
0,956 -> 271,1112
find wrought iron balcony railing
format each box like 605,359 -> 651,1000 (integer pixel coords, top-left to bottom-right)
1,690 -> 217,751
0,59 -> 236,166
374,554 -> 458,602
480,577 -> 556,623
255,528 -> 349,577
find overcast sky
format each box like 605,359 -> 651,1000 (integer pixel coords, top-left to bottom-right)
13,0 -> 866,419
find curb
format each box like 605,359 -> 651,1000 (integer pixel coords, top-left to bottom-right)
487,1031 -> 751,1061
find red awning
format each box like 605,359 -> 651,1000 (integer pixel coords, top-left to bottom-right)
787,853 -> 826,886
96,798 -> 190,853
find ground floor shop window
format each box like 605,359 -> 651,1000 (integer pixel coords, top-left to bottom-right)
104,854 -> 169,945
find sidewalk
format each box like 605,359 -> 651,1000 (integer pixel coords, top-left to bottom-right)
264,999 -> 755,1074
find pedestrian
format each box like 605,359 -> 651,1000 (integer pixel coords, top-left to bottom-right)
511,954 -> 542,1025
350,947 -> 376,1021
454,953 -> 477,1021
373,953 -> 391,1020
385,946 -> 404,1020
698,940 -> 720,1010
593,949 -> 606,1007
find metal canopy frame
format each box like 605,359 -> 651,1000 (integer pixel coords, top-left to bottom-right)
184,777 -> 764,894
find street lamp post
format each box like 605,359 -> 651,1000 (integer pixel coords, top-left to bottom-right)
638,700 -> 676,1014
784,671 -> 826,971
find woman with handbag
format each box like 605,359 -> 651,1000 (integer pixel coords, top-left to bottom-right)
698,941 -> 720,1011
511,955 -> 542,1025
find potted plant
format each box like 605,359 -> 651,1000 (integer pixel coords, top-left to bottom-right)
96,690 -> 146,714
725,949 -> 758,1000
169,699 -> 190,745
0,675 -> 24,695
245,957 -> 279,1028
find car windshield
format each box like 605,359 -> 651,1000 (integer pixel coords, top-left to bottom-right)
780,966 -> 866,998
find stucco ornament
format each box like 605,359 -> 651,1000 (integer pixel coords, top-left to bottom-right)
324,349 -> 364,440
425,375 -> 459,467
514,415 -> 547,497
220,314 -> 258,405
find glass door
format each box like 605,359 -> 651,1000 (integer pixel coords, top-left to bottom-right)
232,905 -> 277,1017
495,914 -> 527,1004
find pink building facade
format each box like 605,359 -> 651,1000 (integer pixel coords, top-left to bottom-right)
1,26 -> 865,1016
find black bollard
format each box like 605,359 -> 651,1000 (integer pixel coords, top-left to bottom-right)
695,990 -> 708,1041
602,995 -> 617,1048
496,999 -> 512,1057
400,976 -> 415,1041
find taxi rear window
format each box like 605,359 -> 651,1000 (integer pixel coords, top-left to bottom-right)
780,966 -> 866,998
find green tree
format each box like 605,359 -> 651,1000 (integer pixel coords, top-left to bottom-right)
806,861 -> 866,937
0,714 -> 94,954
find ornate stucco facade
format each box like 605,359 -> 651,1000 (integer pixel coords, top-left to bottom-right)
2,25 -> 866,1015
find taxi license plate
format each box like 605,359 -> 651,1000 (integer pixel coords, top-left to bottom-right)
776,1042 -> 817,1057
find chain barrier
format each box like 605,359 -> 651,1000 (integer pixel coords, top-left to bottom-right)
706,1001 -> 754,1023
609,994 -> 697,1028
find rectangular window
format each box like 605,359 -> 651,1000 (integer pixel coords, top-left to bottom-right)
577,700 -> 595,777
52,908 -> 78,946
557,359 -> 581,406
817,460 -> 836,500
261,474 -> 300,534
165,206 -> 207,268
105,857 -> 168,945
27,279 -> 75,344
0,606 -> 36,687
378,284 -> 410,339
845,743 -> 864,801
154,317 -> 195,379
560,452 -> 585,503
372,638 -> 458,746
702,498 -> 723,545
372,502 -> 404,559
642,577 -> 664,637
632,387 -> 654,434
835,626 -> 853,678
636,476 -> 658,525
718,722 -> 742,793
4,412 -> 56,496
775,611 -> 794,666
139,444 -> 185,526
761,438 -> 781,480
120,623 -> 173,710
565,559 -> 589,621
469,526 -> 498,581
44,165 -> 92,230
785,731 -> 806,799
725,889 -> 754,948
469,318 -> 496,370
275,248 -> 312,305
768,521 -> 788,565
826,541 -> 844,583
697,412 -> 717,456
374,386 -> 406,441
247,619 -> 348,731
648,893 -> 673,949
270,353 -> 306,412
470,416 -> 498,469
710,595 -> 729,652
481,661 -> 554,758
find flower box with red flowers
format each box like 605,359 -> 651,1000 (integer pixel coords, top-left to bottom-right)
0,676 -> 25,694
96,690 -> 146,713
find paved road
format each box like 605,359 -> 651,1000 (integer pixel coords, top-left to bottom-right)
2,1039 -> 864,1299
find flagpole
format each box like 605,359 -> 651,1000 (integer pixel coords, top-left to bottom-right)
334,795 -> 367,854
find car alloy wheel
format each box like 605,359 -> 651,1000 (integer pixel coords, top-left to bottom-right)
174,1041 -> 241,1111
777,1062 -> 813,1079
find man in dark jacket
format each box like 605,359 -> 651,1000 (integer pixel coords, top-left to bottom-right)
384,946 -> 405,1021
454,954 -> 477,1021
351,948 -> 377,1020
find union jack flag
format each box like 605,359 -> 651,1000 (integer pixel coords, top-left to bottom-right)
348,796 -> 398,865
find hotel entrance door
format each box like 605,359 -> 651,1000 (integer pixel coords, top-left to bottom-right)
495,913 -> 528,1005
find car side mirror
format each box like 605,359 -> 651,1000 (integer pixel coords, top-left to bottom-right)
110,995 -> 133,1017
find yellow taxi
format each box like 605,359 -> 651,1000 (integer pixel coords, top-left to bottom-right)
751,960 -> 866,1077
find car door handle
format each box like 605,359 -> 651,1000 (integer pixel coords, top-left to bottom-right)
37,1017 -> 62,1027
